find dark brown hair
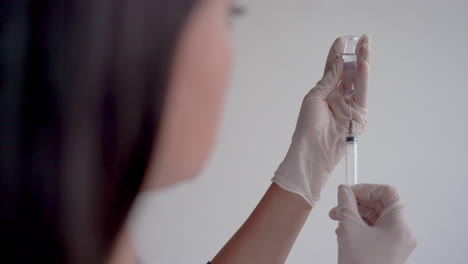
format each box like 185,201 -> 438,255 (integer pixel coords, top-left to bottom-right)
0,0 -> 197,263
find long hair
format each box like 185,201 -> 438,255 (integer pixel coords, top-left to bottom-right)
0,0 -> 197,263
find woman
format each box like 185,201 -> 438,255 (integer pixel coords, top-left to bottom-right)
0,0 -> 417,263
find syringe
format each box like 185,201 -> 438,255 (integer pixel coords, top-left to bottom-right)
342,35 -> 359,185
345,118 -> 358,185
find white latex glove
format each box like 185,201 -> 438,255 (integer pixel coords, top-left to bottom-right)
329,184 -> 417,264
272,35 -> 371,206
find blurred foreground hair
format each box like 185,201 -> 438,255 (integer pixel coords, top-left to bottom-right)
0,0 -> 197,263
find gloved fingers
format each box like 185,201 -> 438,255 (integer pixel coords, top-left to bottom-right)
352,98 -> 368,118
307,58 -> 343,101
353,34 -> 371,109
358,204 -> 380,225
327,90 -> 367,133
375,202 -> 405,223
329,207 -> 338,220
352,102 -> 368,135
357,34 -> 371,65
351,184 -> 400,208
330,203 -> 379,225
353,61 -> 370,109
357,199 -> 384,214
336,185 -> 360,221
324,36 -> 345,75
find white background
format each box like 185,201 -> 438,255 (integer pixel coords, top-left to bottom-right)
131,0 -> 468,263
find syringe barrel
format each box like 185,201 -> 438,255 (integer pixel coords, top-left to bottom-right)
345,137 -> 358,185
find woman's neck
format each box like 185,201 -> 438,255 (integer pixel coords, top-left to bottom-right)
107,225 -> 137,264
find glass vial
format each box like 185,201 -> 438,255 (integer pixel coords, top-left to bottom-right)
341,35 -> 358,100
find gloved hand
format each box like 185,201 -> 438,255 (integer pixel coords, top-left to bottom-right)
329,184 -> 417,264
272,35 -> 371,206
